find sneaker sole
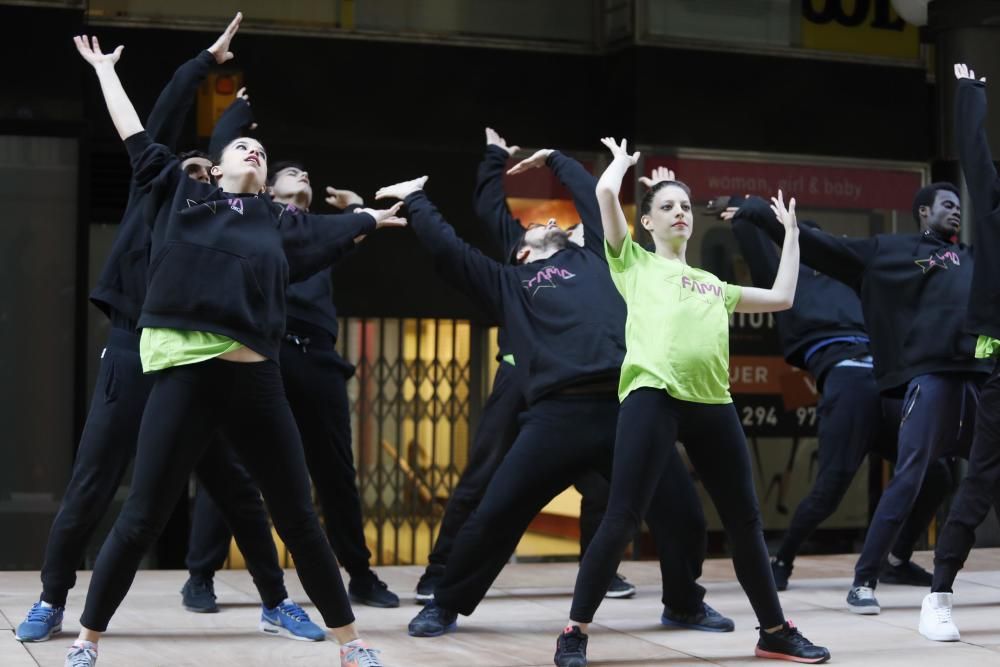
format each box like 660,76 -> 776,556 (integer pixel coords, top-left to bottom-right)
14,623 -> 61,642
407,621 -> 457,638
349,593 -> 400,609
604,588 -> 636,599
919,626 -> 960,642
182,604 -> 219,614
847,604 -> 881,615
754,647 -> 830,663
660,615 -> 734,633
259,620 -> 325,642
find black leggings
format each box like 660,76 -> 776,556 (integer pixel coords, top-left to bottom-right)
571,389 -> 783,628
777,364 -> 952,566
40,329 -> 286,609
933,359 -> 1000,592
80,359 -> 352,632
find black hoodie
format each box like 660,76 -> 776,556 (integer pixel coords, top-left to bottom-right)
89,50 -> 216,326
956,79 -> 1000,341
404,151 -> 625,404
125,132 -> 375,362
732,201 -> 869,389
744,196 -> 991,393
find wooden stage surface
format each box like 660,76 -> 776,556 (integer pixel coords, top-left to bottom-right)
4,549 -> 1000,666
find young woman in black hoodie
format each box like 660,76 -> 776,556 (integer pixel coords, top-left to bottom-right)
66,33 -> 402,667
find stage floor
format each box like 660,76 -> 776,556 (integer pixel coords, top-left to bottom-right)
4,549 -> 1000,666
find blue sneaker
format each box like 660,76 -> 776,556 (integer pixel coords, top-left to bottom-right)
259,599 -> 326,642
407,602 -> 458,637
661,602 -> 735,632
16,600 -> 64,642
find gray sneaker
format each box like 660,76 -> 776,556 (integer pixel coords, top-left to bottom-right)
847,586 -> 881,614
65,642 -> 98,667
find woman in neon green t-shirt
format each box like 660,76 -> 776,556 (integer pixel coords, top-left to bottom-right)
553,138 -> 831,666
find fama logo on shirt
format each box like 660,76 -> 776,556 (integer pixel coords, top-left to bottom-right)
522,265 -> 577,295
915,250 -> 961,274
676,274 -> 726,304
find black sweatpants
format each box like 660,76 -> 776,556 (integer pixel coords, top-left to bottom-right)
39,329 -> 286,609
433,392 -> 709,616
570,389 -> 784,628
186,330 -> 375,582
854,373 -> 979,587
426,362 -> 610,570
933,359 -> 1000,592
79,359 -> 352,632
776,364 -> 952,566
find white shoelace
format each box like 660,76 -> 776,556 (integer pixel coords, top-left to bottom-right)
935,606 -> 954,623
854,586 -> 876,600
344,645 -> 382,667
66,646 -> 97,667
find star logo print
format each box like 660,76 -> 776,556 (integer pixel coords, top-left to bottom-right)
186,199 -> 217,214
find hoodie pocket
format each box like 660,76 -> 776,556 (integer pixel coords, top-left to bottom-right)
144,241 -> 266,328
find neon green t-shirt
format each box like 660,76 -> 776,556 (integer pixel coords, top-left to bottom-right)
976,334 -> 1000,359
606,236 -> 742,404
140,328 -> 244,373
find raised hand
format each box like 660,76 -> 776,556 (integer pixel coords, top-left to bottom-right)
207,12 -> 243,64
358,201 -> 407,229
600,137 -> 640,166
507,149 -> 554,175
234,86 -> 259,129
770,190 -> 797,231
638,165 -> 675,189
485,127 -> 520,156
73,35 -> 123,69
954,63 -> 986,83
326,186 -> 364,209
720,206 -> 740,221
375,176 -> 429,202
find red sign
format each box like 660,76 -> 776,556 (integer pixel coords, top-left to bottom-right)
645,156 -> 922,211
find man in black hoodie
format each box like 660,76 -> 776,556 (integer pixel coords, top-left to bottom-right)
414,129 -> 634,604
378,149 -> 731,639
730,208 -> 951,592
181,156 -> 400,611
918,63 -> 1000,642
744,180 -> 991,615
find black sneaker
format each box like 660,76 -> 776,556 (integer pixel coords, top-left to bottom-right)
661,602 -> 734,632
880,559 -> 933,586
415,564 -> 445,605
181,575 -> 218,613
554,625 -> 588,667
755,621 -> 830,663
771,558 -> 793,592
605,573 -> 636,599
349,572 -> 400,608
407,602 -> 458,637
846,585 -> 880,615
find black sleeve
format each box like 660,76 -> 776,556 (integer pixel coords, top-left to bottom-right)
405,190 -> 507,321
473,145 -> 523,259
278,205 -> 378,282
955,79 -> 1000,222
124,131 -> 181,207
145,50 -> 215,151
545,151 -> 603,256
731,215 -> 780,288
209,97 -> 255,157
736,195 -> 872,290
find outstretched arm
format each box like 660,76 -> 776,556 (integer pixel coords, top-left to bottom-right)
736,195 -> 871,289
378,177 -> 507,321
954,64 -> 1000,219
74,35 -> 142,141
474,128 -> 523,258
145,13 -> 241,151
734,192 -> 799,313
209,86 -> 256,157
594,137 -> 640,254
281,203 -> 406,282
729,210 -> 780,288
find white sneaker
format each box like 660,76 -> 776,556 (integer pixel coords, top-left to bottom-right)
919,592 -> 960,641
